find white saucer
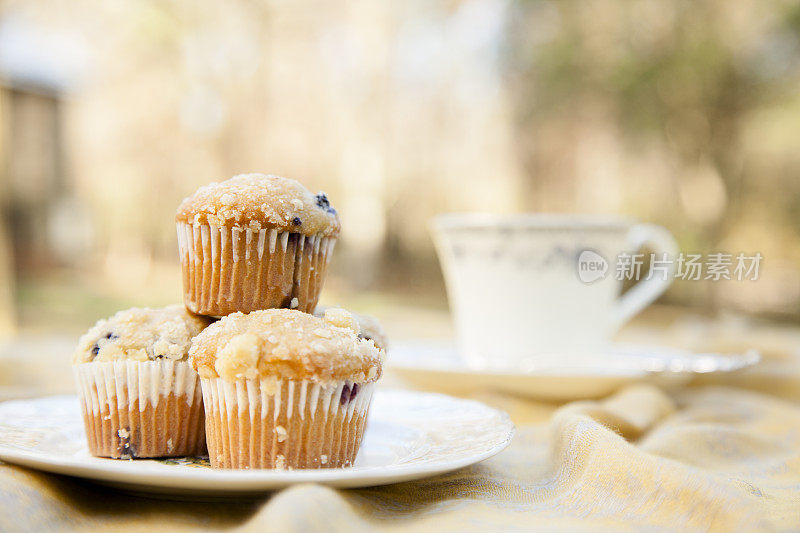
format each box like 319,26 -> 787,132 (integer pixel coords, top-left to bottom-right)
0,390 -> 513,496
388,341 -> 760,401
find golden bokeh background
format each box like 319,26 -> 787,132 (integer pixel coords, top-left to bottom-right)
1,0 -> 800,339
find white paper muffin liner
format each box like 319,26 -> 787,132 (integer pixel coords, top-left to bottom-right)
177,222 -> 336,316
200,377 -> 374,469
74,360 -> 206,459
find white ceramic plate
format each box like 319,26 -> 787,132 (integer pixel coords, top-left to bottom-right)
0,389 -> 513,496
388,341 -> 760,401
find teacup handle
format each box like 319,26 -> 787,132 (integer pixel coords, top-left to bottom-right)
612,224 -> 679,330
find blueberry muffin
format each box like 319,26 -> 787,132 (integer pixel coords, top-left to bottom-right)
190,308 -> 384,469
176,174 -> 340,317
73,305 -> 213,459
313,305 -> 389,351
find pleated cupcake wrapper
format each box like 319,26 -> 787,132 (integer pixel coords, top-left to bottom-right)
74,360 -> 206,459
176,222 -> 336,316
201,377 -> 374,469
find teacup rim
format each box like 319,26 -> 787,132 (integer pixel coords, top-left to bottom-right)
433,212 -> 636,231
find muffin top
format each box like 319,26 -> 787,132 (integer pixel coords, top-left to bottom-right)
189,308 -> 384,383
73,305 -> 213,364
314,306 -> 389,351
175,173 -> 340,237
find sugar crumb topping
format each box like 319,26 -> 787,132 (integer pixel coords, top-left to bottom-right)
189,309 -> 384,382
73,305 -> 212,364
323,308 -> 360,335
175,173 -> 340,237
314,306 -> 388,351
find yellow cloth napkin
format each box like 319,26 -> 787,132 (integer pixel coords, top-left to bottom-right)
2,348 -> 800,531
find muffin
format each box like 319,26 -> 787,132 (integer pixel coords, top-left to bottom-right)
73,305 -> 212,459
176,174 -> 340,317
313,305 -> 389,351
190,308 -> 384,469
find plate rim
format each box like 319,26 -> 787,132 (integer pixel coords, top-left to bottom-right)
0,389 -> 515,491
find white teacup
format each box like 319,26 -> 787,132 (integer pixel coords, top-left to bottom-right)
432,214 -> 679,370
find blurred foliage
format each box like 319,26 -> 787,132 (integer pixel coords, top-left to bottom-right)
508,0 -> 800,315
1,0 -> 800,333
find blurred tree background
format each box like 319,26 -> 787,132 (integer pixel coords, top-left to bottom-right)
0,0 -> 799,337
510,0 -> 800,316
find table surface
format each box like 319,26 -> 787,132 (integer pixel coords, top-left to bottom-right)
1,312 -> 799,532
